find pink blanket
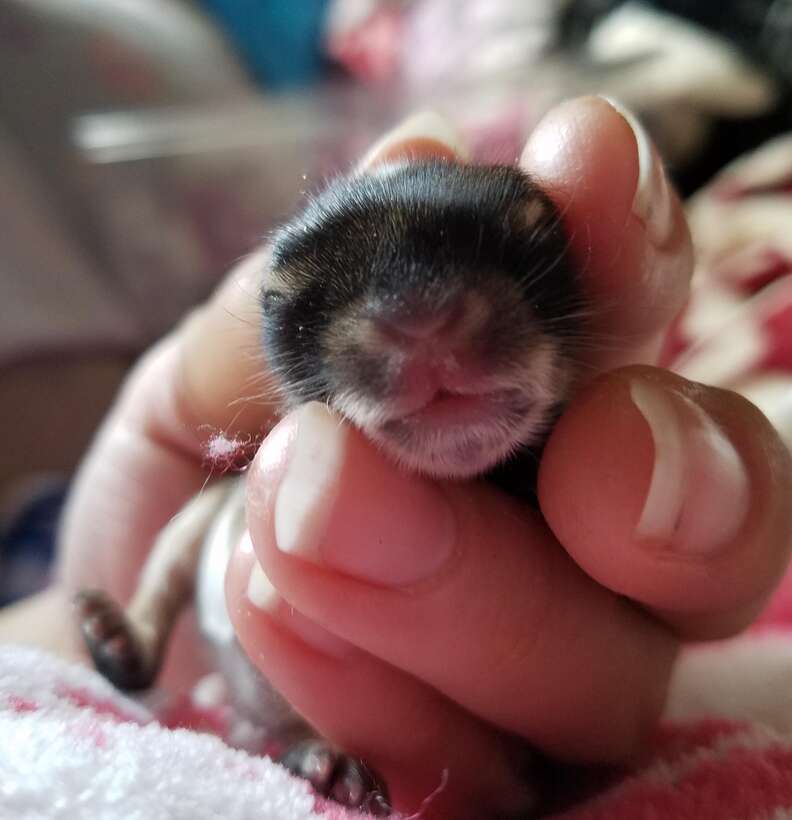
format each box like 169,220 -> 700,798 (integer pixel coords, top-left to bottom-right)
4,136 -> 792,819
0,645 -> 333,820
5,634 -> 792,819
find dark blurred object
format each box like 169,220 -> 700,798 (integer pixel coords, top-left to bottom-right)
560,0 -> 792,92
0,480 -> 67,607
558,0 -> 792,193
197,0 -> 332,88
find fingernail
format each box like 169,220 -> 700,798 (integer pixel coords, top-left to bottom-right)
245,537 -> 353,658
257,402 -> 457,586
243,532 -> 280,611
359,110 -> 469,169
599,96 -> 674,246
273,403 -> 348,560
247,554 -> 280,611
631,380 -> 750,555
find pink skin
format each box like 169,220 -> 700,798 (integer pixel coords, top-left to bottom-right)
5,97 -> 785,817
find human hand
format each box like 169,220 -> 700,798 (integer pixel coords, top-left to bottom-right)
54,97 -> 792,817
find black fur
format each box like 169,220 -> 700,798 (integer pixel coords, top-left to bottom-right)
261,161 -> 583,497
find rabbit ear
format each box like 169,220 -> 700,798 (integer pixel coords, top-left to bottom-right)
357,110 -> 470,172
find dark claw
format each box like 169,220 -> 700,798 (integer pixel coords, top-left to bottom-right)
279,739 -> 390,816
333,755 -> 392,816
73,590 -> 154,691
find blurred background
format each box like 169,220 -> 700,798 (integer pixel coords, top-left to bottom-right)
1,0 -> 791,603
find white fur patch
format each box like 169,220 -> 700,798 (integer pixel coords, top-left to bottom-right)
331,335 -> 568,478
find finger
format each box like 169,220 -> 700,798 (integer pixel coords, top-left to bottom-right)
57,251 -> 268,576
226,537 -> 537,819
539,365 -> 792,638
243,403 -> 676,764
521,96 -> 694,370
357,110 -> 469,169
